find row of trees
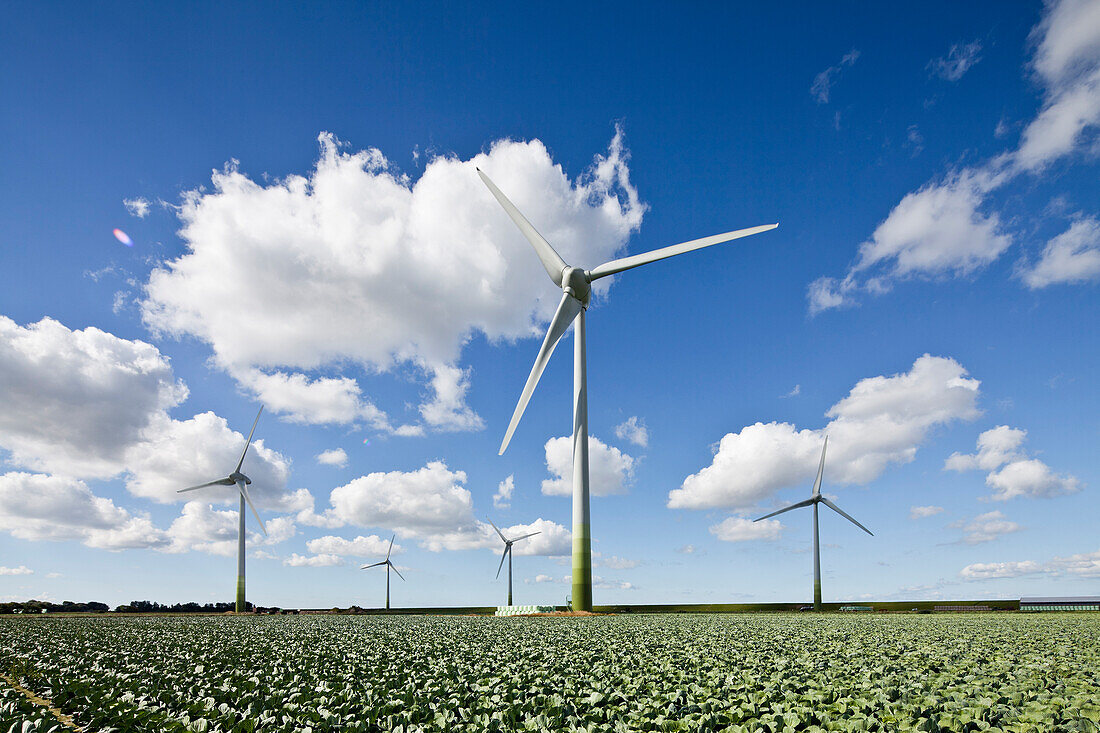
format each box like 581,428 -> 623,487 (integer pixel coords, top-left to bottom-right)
0,599 -> 292,614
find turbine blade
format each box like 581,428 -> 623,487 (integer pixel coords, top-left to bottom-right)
510,531 -> 541,543
238,483 -> 267,536
360,560 -> 387,569
477,168 -> 567,287
586,223 -> 777,281
495,546 -> 509,579
486,517 -> 508,543
499,292 -> 583,454
390,563 -> 405,581
235,406 -> 264,474
754,497 -> 815,522
177,478 -> 231,493
386,534 -> 394,561
812,435 -> 828,497
821,497 -> 874,536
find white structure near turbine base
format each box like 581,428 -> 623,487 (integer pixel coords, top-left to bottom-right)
478,167 -> 776,612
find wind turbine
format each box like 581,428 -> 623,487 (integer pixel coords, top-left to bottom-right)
753,436 -> 873,611
487,518 -> 540,606
177,406 -> 268,613
479,168 -> 777,611
361,535 -> 403,610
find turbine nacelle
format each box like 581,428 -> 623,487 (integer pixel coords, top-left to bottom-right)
229,472 -> 251,485
561,266 -> 591,306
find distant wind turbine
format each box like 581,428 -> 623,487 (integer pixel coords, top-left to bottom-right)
478,168 -> 777,611
361,535 -> 403,610
177,406 -> 268,613
753,436 -> 873,611
487,518 -> 540,606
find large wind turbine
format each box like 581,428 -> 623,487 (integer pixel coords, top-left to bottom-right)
479,168 -> 777,611
177,406 -> 268,613
487,518 -> 540,606
361,535 -> 403,610
753,436 -> 873,611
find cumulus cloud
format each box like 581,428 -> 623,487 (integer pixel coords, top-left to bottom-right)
0,473 -> 167,551
0,566 -> 33,576
1021,217 -> 1100,287
710,516 -> 782,543
123,197 -> 151,218
142,129 -> 644,433
810,0 -> 1100,313
163,501 -> 295,556
0,316 -> 188,479
305,534 -> 398,557
929,41 -> 983,81
284,553 -> 342,567
498,518 -> 571,557
909,505 -> 944,519
946,425 -> 1081,500
316,448 -> 348,468
669,355 -> 980,510
811,49 -> 860,103
493,474 -> 514,509
959,560 -> 1044,580
957,511 -> 1022,545
614,416 -> 649,448
542,435 -> 635,497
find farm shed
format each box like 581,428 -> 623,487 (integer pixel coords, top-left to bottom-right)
1019,596 -> 1100,612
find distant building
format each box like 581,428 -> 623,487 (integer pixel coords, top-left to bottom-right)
838,605 -> 873,612
1020,596 -> 1100,612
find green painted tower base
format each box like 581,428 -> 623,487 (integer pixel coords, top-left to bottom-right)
571,523 -> 592,611
236,576 -> 245,613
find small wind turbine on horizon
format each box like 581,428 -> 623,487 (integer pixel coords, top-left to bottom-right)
753,436 -> 873,611
177,406 -> 268,614
361,535 -> 403,610
487,518 -> 540,606
478,167 -> 777,611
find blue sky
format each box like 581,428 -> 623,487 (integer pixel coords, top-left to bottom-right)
1,1 -> 1098,608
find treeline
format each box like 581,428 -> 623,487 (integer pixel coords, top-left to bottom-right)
1,599 -> 290,614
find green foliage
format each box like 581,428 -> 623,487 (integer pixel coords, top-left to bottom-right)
0,614 -> 1097,731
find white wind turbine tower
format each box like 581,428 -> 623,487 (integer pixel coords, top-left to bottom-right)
479,168 -> 777,611
753,436 -> 873,611
361,535 -> 403,610
177,406 -> 268,613
487,518 -> 540,606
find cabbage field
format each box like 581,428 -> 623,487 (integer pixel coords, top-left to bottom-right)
1,613 -> 1098,732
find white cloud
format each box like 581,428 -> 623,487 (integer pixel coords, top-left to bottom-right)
1022,217 -> 1100,287
710,516 -> 782,543
305,534 -> 397,557
533,573 -> 555,583
493,474 -> 514,509
0,566 -> 33,576
123,197 -> 151,218
316,448 -> 349,468
164,501 -> 294,556
909,505 -> 944,519
929,41 -> 983,81
123,411 -> 290,506
594,576 -> 634,590
782,384 -> 801,398
810,49 -> 860,104
284,553 -> 342,567
1048,548 -> 1100,577
599,555 -> 638,569
669,355 -> 980,510
0,316 -> 188,479
958,511 -> 1022,545
810,0 -> 1100,312
239,370 -> 389,428
498,518 -> 571,557
142,129 -> 644,433
946,425 -> 1081,500
0,473 -> 167,551
675,544 -> 696,554
614,416 -> 649,448
542,435 -> 635,497
959,560 -> 1045,580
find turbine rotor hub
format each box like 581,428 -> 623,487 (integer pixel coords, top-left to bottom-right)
561,266 -> 591,306
230,472 -> 251,485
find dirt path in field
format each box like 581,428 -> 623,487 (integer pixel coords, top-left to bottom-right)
0,671 -> 83,731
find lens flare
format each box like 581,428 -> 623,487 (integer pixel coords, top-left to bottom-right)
362,438 -> 371,446
113,228 -> 133,247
